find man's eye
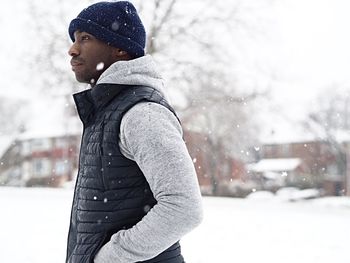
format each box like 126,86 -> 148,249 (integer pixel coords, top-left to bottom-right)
81,35 -> 90,41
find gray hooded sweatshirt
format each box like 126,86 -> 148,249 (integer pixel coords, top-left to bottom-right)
93,55 -> 203,263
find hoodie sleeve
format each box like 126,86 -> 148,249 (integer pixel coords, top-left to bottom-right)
94,102 -> 203,263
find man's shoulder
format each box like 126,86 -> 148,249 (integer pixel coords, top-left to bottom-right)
123,101 -> 172,120
121,101 -> 181,132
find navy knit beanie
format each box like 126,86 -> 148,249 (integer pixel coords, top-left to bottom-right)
69,1 -> 145,58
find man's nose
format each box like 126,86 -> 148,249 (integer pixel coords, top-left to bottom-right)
68,42 -> 79,57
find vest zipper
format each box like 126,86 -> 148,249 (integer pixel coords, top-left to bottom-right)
100,121 -> 108,190
66,124 -> 86,261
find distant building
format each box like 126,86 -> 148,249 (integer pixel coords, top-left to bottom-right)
0,128 -> 248,196
0,134 -> 80,187
184,130 -> 248,196
247,157 -> 306,191
3,118 -> 349,197
248,140 -> 349,196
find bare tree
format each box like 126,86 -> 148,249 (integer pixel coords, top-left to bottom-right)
303,85 -> 350,194
0,97 -> 26,135
134,0 -> 269,194
24,0 -> 95,123
24,0 -> 271,194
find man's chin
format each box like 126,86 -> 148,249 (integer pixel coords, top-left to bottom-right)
74,75 -> 91,84
73,71 -> 98,85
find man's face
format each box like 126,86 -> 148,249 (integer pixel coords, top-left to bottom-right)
68,31 -> 118,84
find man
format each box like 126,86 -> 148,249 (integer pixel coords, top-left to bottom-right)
66,1 -> 203,263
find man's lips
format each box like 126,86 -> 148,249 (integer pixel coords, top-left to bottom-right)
70,59 -> 84,70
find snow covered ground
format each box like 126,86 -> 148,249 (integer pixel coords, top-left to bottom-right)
1,187 -> 350,263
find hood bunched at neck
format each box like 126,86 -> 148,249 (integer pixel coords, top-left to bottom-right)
96,55 -> 170,101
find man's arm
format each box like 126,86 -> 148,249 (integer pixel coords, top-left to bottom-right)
94,102 -> 203,263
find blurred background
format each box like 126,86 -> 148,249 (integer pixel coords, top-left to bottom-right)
0,0 -> 350,262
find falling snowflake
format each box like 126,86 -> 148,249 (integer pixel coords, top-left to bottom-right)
96,62 -> 104,71
143,205 -> 151,213
111,21 -> 120,31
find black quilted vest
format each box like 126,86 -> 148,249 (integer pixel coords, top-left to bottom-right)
66,84 -> 184,263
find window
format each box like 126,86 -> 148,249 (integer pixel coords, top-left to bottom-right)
21,141 -> 31,155
55,137 -> 68,149
281,144 -> 290,157
31,138 -> 51,151
55,159 -> 69,176
32,158 -> 51,177
327,164 -> 339,175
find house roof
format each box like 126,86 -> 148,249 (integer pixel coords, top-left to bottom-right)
17,118 -> 81,141
16,95 -> 82,141
259,118 -> 320,144
247,158 -> 302,173
0,135 -> 15,158
0,95 -> 82,159
259,111 -> 350,145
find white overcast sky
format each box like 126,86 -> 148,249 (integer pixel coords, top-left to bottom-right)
271,0 -> 350,97
1,0 -> 350,130
1,0 -> 350,96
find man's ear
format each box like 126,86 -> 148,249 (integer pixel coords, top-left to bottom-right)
115,48 -> 128,57
112,47 -> 132,60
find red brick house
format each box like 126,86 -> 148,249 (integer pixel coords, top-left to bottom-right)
183,130 -> 247,196
0,133 -> 80,187
254,140 -> 349,196
0,128 -> 248,196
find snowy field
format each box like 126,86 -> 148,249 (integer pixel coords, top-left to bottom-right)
1,187 -> 350,263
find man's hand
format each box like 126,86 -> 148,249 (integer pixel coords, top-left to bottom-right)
94,242 -> 113,263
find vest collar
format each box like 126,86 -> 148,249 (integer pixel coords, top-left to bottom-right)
73,84 -> 130,125
90,84 -> 126,109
